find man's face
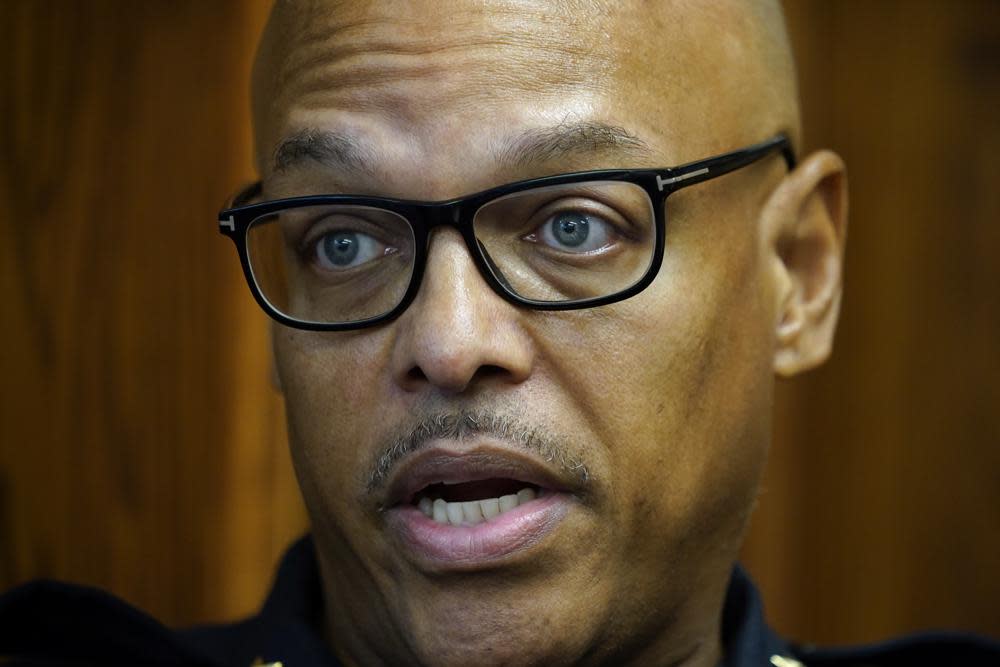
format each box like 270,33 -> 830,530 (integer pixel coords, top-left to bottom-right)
256,1 -> 794,665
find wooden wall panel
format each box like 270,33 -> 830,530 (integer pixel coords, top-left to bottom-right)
743,0 -> 1000,645
1,0 -> 998,647
0,1 -> 307,625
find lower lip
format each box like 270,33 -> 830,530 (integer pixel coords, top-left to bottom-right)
385,492 -> 572,569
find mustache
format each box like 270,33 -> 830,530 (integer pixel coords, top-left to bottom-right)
365,409 -> 591,495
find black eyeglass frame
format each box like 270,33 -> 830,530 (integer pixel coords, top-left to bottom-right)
218,134 -> 796,331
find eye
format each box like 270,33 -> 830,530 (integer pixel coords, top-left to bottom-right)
313,230 -> 388,270
533,211 -> 614,254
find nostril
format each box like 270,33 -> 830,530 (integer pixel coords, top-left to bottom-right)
477,364 -> 508,380
407,363 -> 507,386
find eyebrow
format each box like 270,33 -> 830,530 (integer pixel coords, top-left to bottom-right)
272,128 -> 375,174
271,120 -> 653,175
497,120 -> 653,169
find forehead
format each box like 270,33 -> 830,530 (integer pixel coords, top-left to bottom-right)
253,0 -> 767,194
266,1 -> 622,106
262,1 -> 621,116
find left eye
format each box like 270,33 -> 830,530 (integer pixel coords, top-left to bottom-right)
313,230 -> 385,270
535,211 -> 614,253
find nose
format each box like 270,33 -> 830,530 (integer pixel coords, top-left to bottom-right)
390,229 -> 533,394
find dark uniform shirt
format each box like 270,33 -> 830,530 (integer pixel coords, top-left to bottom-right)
1,536 -> 997,666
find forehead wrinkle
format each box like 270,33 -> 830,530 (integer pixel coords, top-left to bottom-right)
276,0 -> 615,67
266,5 -> 619,114
280,40 -> 608,109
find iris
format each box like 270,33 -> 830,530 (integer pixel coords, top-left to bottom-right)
551,213 -> 590,247
322,232 -> 359,266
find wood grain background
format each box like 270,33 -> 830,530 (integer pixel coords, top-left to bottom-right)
2,0 -> 998,646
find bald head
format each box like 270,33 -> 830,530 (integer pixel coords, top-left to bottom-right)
251,0 -> 800,183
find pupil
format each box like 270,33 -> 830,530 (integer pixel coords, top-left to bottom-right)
323,232 -> 358,265
552,213 -> 589,247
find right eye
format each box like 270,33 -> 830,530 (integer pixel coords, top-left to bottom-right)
312,230 -> 390,270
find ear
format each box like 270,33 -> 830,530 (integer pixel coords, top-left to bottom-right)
763,149 -> 848,376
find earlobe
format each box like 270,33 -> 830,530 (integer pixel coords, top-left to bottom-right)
767,149 -> 849,377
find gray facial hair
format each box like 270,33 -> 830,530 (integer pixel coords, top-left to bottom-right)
365,409 -> 591,496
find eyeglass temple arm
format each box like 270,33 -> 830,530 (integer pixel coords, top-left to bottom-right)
656,134 -> 796,192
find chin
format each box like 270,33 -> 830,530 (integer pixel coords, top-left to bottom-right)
390,578 -> 602,667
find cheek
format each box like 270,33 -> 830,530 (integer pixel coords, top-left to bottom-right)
648,204 -> 774,546
273,327 -> 392,515
275,327 -> 388,418
537,191 -> 774,559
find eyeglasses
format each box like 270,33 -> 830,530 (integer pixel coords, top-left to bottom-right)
218,135 -> 795,331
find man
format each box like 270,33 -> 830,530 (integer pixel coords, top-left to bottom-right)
1,1 -> 997,666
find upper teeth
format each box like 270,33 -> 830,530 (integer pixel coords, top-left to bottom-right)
417,488 -> 538,526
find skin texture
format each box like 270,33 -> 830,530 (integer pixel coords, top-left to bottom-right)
251,1 -> 848,665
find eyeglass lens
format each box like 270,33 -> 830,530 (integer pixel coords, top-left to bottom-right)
245,181 -> 656,325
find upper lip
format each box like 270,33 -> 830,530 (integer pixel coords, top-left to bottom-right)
382,442 -> 581,508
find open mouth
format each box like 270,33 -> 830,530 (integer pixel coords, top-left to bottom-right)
383,447 -> 577,567
411,479 -> 543,526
